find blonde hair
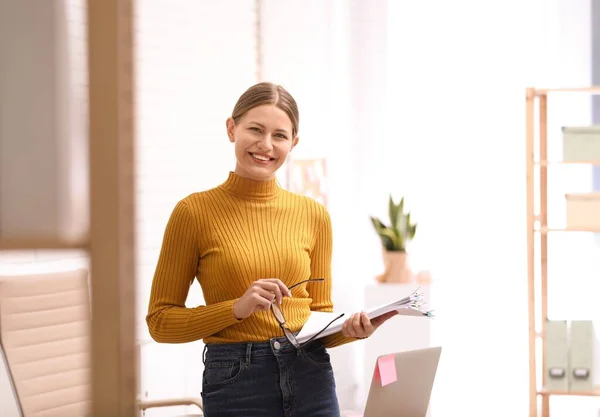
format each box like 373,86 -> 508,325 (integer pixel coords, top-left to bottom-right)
231,82 -> 299,137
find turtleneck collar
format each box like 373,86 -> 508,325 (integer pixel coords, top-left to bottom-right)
219,171 -> 281,200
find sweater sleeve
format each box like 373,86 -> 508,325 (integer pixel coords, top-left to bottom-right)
307,207 -> 357,348
146,200 -> 242,343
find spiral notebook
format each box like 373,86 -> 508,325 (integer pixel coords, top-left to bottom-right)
296,288 -> 434,344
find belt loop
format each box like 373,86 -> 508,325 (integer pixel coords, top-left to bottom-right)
245,343 -> 252,364
202,344 -> 208,365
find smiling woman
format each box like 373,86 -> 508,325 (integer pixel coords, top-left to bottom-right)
146,82 -> 399,417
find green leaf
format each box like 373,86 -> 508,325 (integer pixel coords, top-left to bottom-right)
395,211 -> 404,234
396,232 -> 405,251
398,197 -> 405,215
403,212 -> 412,233
378,228 -> 399,249
370,216 -> 388,232
409,224 -> 417,239
388,195 -> 399,229
382,235 -> 395,251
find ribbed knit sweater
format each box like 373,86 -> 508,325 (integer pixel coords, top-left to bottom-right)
146,171 -> 353,348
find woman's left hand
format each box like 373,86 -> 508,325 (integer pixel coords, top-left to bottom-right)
341,310 -> 399,339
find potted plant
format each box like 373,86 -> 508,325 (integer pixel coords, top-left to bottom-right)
370,195 -> 417,283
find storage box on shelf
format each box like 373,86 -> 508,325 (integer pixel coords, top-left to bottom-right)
562,126 -> 600,162
526,87 -> 600,417
565,193 -> 600,230
545,320 -> 569,392
568,320 -> 597,393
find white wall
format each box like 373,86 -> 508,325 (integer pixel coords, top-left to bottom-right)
384,1 -> 597,416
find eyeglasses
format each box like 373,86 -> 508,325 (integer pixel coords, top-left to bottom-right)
270,278 -> 345,349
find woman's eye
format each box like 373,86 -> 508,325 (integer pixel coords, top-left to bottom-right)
274,134 -> 288,140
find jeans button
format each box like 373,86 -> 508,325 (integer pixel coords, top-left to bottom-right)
273,341 -> 281,350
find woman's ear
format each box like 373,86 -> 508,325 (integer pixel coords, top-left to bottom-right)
291,136 -> 299,150
226,117 -> 236,143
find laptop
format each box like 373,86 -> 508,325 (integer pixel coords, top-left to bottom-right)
363,346 -> 442,417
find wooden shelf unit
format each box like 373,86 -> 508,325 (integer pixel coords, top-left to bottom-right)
535,160 -> 600,166
526,86 -> 600,417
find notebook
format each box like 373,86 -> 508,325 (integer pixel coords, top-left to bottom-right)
296,287 -> 433,344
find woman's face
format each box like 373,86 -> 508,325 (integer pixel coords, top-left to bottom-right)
227,104 -> 298,181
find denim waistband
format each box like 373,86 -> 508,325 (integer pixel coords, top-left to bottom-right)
203,335 -> 311,364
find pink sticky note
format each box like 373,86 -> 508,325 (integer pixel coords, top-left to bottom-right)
374,354 -> 397,386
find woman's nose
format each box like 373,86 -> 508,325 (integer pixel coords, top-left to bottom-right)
256,135 -> 273,150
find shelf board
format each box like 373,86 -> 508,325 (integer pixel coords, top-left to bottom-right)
535,227 -> 600,234
538,388 -> 600,397
533,87 -> 600,95
535,160 -> 600,166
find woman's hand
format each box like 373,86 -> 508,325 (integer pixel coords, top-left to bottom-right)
341,310 -> 399,339
233,278 -> 292,320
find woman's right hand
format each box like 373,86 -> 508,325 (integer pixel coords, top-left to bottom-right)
233,278 -> 292,320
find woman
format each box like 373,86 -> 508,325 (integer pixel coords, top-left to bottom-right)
146,82 -> 397,417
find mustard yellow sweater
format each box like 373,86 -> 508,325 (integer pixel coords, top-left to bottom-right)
146,172 -> 353,348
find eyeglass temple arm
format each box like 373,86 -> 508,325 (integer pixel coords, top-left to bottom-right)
288,278 -> 325,291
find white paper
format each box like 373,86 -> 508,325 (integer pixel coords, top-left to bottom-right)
296,311 -> 345,343
295,311 -> 342,341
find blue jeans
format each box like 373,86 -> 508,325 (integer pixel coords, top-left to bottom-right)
201,336 -> 341,417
